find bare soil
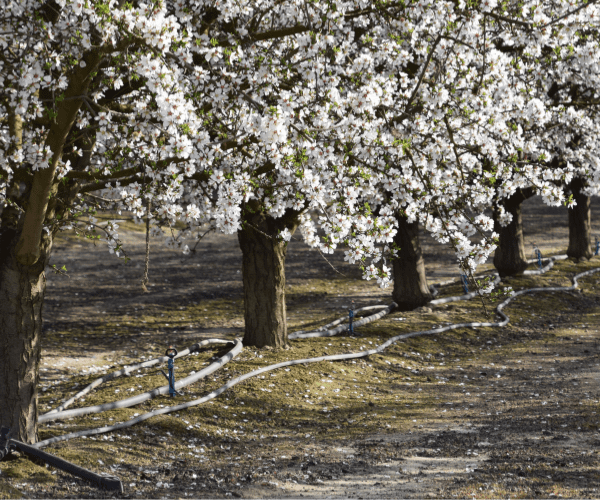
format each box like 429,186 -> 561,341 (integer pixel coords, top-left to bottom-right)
2,196 -> 600,499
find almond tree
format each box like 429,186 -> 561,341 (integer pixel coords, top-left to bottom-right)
0,0 -> 209,443
567,177 -> 594,260
112,1 -> 402,347
341,0 -> 600,285
487,2 -> 600,273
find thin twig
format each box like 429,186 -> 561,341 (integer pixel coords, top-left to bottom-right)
316,247 -> 347,277
141,197 -> 151,292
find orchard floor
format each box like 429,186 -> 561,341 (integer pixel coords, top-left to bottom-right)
2,197 -> 600,499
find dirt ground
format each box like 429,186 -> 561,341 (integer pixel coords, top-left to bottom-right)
2,196 -> 600,499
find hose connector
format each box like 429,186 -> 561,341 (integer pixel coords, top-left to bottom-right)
348,300 -> 356,336
165,346 -> 178,397
532,244 -> 542,269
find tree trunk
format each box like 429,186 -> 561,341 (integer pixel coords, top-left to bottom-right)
238,209 -> 299,348
567,177 -> 593,260
493,189 -> 533,277
0,227 -> 52,444
391,216 -> 432,311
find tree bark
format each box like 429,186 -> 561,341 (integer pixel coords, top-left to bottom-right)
391,216 -> 432,311
493,189 -> 534,277
238,208 -> 299,348
0,228 -> 52,444
567,177 -> 593,260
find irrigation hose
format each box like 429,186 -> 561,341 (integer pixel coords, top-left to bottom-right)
7,439 -> 123,492
34,254 -> 600,450
289,303 -> 397,339
44,342 -> 205,415
39,339 -> 242,424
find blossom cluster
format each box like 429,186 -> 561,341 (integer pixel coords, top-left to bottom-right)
0,0 -> 599,290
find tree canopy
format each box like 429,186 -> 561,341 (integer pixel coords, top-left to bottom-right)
1,0 -> 599,287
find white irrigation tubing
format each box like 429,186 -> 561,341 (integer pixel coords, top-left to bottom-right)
428,255 -> 567,306
429,277 -> 501,305
289,304 -> 396,339
38,339 -> 242,424
35,255 -> 599,450
524,255 -> 568,274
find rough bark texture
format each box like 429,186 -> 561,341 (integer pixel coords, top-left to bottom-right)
0,228 -> 51,444
493,189 -> 534,277
391,217 -> 432,310
238,209 -> 299,348
567,177 -> 593,260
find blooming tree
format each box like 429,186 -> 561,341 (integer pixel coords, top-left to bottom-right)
99,0 -> 600,334
482,1 -> 600,272
0,0 -> 220,443
98,0 -> 405,347
328,0 -> 600,287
